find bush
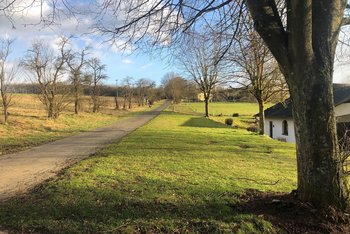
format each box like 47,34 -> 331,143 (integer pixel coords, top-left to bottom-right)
225,118 -> 233,126
232,113 -> 239,117
247,125 -> 258,132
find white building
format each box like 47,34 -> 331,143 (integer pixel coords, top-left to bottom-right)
264,84 -> 350,143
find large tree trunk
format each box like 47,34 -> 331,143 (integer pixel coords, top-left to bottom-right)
287,60 -> 348,209
257,99 -> 264,135
246,0 -> 349,210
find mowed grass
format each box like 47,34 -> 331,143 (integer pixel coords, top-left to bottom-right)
173,102 -> 261,116
0,110 -> 296,233
173,102 -> 273,129
0,94 -> 160,155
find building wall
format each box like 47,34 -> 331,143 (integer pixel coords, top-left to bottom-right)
335,103 -> 350,117
264,118 -> 296,143
265,103 -> 350,143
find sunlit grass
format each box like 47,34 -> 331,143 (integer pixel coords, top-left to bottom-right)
172,102 -> 273,129
0,110 -> 296,233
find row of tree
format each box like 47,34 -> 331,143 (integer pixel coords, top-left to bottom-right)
171,26 -> 288,134
0,37 -> 163,122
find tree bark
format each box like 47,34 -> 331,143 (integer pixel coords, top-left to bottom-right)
48,101 -> 54,119
204,98 -> 209,117
3,105 -> 8,123
128,97 -> 132,109
74,98 -> 79,114
257,99 -> 264,135
246,0 -> 349,209
123,95 -> 126,109
114,96 -> 119,110
92,97 -> 98,113
1,92 -> 8,123
289,66 -> 348,209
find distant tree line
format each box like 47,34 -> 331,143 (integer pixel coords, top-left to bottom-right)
0,37 -> 166,122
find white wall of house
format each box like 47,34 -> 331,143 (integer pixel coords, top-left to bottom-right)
265,102 -> 350,143
335,103 -> 350,117
264,118 -> 296,143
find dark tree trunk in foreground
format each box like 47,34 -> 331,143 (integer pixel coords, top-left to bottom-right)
291,69 -> 347,208
257,99 -> 264,135
246,0 -> 349,209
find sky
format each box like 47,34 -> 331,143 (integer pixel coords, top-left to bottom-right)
1,0 -> 350,86
0,1 -> 178,86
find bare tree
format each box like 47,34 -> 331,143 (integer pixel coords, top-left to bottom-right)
162,72 -> 187,104
122,76 -> 134,109
22,38 -> 70,119
0,38 -> 16,123
136,78 -> 155,106
67,46 -> 89,114
232,31 -> 288,134
87,58 -> 107,113
178,35 -> 227,117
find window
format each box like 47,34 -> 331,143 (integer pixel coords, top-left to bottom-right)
282,120 -> 288,136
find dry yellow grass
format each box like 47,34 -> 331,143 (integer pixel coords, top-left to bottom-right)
0,94 -> 158,155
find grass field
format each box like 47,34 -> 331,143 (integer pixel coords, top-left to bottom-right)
0,109 -> 296,233
0,94 -> 160,155
172,102 -> 273,129
173,102 -> 262,116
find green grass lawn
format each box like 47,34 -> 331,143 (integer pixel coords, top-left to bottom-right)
173,102 -> 263,116
173,102 -> 273,129
0,109 -> 296,233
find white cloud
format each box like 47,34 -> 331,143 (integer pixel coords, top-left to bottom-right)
122,59 -> 133,64
141,63 -> 153,69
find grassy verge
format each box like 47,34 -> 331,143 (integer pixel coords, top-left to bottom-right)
0,110 -> 296,233
0,94 -> 162,155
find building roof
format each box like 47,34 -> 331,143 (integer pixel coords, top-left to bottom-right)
264,83 -> 350,118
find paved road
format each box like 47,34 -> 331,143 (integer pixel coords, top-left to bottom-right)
0,101 -> 169,201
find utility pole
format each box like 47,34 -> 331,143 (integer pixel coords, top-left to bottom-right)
115,79 -> 119,110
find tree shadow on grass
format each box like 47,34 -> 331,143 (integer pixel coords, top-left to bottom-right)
0,177 -> 277,233
181,117 -> 230,129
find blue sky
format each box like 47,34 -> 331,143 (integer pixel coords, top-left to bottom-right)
3,29 -> 175,86
0,0 -> 177,86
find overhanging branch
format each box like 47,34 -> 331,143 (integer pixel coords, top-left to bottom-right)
245,0 -> 289,69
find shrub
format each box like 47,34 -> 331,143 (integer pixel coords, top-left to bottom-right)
232,113 -> 239,117
225,118 -> 233,126
247,125 -> 258,132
